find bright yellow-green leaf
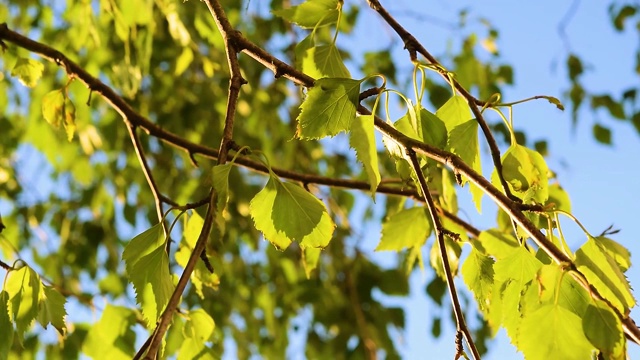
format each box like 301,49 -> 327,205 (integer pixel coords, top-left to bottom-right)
303,247 -> 321,278
296,35 -> 350,79
212,163 -> 232,236
596,236 -> 631,272
5,265 -> 41,341
519,304 -> 594,360
419,108 -> 448,149
130,246 -> 175,326
250,175 -> 335,250
575,237 -> 635,313
492,144 -> 549,203
461,246 -> 495,313
350,114 -> 380,197
176,213 -> 220,298
546,183 -> 571,212
273,0 -> 340,29
122,223 -> 164,275
82,305 -> 137,360
42,89 -> 77,141
477,229 -> 519,260
175,47 -> 194,76
297,78 -> 361,139
376,207 -> 431,251
0,291 -> 14,358
447,120 -> 482,211
11,57 -> 44,88
178,308 -> 216,360
436,95 -> 471,130
583,301 -> 625,360
36,286 -> 66,336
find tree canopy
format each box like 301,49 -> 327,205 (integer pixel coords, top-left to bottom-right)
1,1 -> 639,359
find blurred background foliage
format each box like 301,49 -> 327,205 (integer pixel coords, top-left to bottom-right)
0,0 -> 638,358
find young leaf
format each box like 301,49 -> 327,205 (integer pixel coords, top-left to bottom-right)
302,247 -> 322,278
5,265 -> 41,341
430,236 -> 462,280
176,213 -> 220,298
296,35 -> 350,79
376,207 -> 431,251
250,175 -> 335,250
461,246 -> 495,313
493,144 -> 549,204
447,119 -> 483,211
122,224 -> 174,325
297,78 -> 361,139
272,0 -> 340,29
82,305 -> 137,360
36,286 -> 67,335
575,237 -> 635,313
129,246 -> 175,326
583,301 -> 625,360
419,108 -> 448,149
175,47 -> 194,76
42,89 -> 77,141
519,304 -> 594,360
596,236 -> 631,272
179,309 -> 216,359
477,229 -> 519,260
349,114 -> 380,197
437,95 -> 471,131
0,291 -> 14,358
11,57 -> 44,88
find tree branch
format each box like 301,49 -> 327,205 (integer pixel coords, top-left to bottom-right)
406,150 -> 479,360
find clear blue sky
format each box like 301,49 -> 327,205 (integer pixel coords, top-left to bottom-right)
340,1 -> 640,359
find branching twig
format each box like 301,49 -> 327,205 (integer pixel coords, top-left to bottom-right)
406,150 -> 479,360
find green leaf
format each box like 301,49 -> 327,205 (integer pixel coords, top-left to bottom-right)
493,246 -> 543,343
122,224 -> 164,275
519,304 -> 594,360
42,89 -> 77,141
297,78 -> 361,139
591,94 -> 625,120
447,119 -> 483,211
176,213 -> 220,298
36,286 -> 67,336
376,207 -> 431,251
273,0 -> 340,29
122,224 -> 174,325
593,123 -> 612,145
0,291 -> 14,360
596,236 -> 631,272
296,35 -> 350,79
575,237 -> 635,313
5,265 -> 41,341
349,114 -> 380,197
178,309 -> 216,360
419,108 -> 448,149
302,247 -> 321,278
461,246 -> 495,313
175,47 -> 194,76
493,144 -> 549,203
477,229 -> 519,260
583,301 -> 625,360
546,183 -> 571,213
437,95 -> 471,130
130,246 -> 175,326
11,57 -> 44,88
82,305 -> 137,360
250,175 -> 335,250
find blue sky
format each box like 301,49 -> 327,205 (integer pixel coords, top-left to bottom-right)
340,1 -> 640,358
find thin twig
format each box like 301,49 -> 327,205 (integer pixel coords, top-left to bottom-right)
406,150 -> 480,360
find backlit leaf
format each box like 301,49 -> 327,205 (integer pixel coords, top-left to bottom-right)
178,309 -> 216,360
302,247 -> 322,278
519,304 -> 594,360
297,78 -> 361,139
350,114 -> 380,196
250,175 -> 335,250
462,246 -> 495,313
5,265 -> 41,341
273,0 -> 340,28
0,291 -> 14,359
493,144 -> 549,204
11,57 -> 44,88
42,89 -> 77,141
583,301 -> 625,360
575,237 -> 635,313
82,305 -> 137,360
36,286 -> 66,336
176,213 -> 220,298
430,236 -> 461,280
447,119 -> 483,210
376,207 -> 431,251
296,35 -> 350,79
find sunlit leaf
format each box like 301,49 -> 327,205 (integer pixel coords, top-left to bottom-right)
350,114 -> 381,197
302,247 -> 322,278
0,291 -> 14,359
82,305 -> 137,360
11,57 -> 44,88
477,229 -> 519,260
519,304 -> 594,360
492,144 -> 549,204
297,78 -> 361,139
178,309 -> 216,360
212,163 -> 233,235
296,35 -> 350,79
583,301 -> 625,360
596,236 -> 631,272
176,213 -> 220,298
250,175 -> 335,250
462,246 -> 495,313
447,119 -> 483,210
273,0 -> 340,28
36,286 -> 66,336
376,207 -> 431,251
5,265 -> 41,341
430,236 -> 461,280
575,237 -> 635,313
